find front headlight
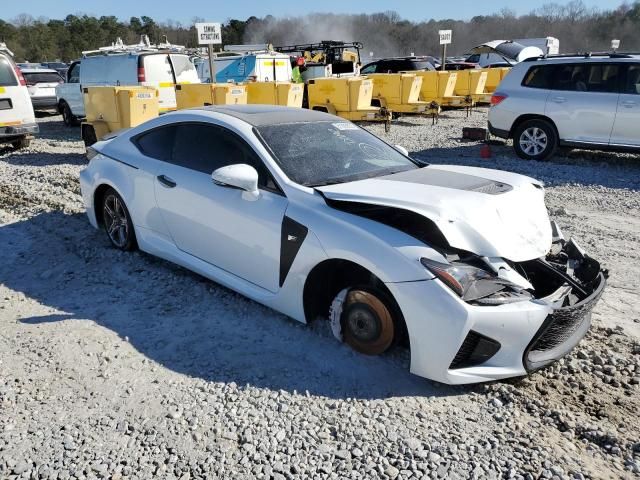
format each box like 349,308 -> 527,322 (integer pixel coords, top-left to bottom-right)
420,258 -> 531,304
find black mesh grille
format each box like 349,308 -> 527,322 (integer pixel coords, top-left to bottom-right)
450,331 -> 500,369
525,272 -> 606,371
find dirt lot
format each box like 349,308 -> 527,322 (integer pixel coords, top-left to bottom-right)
1,110 -> 639,479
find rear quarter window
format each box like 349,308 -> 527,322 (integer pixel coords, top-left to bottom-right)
522,65 -> 555,89
0,56 -> 18,87
134,125 -> 177,161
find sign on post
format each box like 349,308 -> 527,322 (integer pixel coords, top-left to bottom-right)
195,22 -> 222,84
438,30 -> 452,71
438,30 -> 452,45
611,39 -> 620,51
196,23 -> 222,44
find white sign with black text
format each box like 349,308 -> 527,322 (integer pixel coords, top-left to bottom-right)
196,23 -> 222,45
439,30 -> 452,45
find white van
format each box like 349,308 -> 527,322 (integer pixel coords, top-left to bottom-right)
56,42 -> 200,126
0,44 -> 38,149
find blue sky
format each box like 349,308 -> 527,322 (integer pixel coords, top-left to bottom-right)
1,0 -> 625,24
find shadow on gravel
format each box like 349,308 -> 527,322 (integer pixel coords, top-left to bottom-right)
35,117 -> 81,143
0,151 -> 86,166
4,211 -> 459,400
415,143 -> 640,191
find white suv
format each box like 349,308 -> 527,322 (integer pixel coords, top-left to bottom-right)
489,54 -> 640,160
0,44 -> 38,149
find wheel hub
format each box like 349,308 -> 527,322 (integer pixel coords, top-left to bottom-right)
344,303 -> 381,343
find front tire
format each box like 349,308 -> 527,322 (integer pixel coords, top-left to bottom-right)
101,188 -> 136,251
341,288 -> 395,355
513,119 -> 557,161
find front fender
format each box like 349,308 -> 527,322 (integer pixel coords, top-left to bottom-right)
285,197 -> 439,283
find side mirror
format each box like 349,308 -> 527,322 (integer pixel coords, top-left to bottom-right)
394,145 -> 409,156
212,164 -> 259,200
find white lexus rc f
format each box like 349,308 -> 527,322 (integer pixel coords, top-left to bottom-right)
79,105 -> 606,385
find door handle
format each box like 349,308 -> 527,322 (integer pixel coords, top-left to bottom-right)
157,175 -> 176,188
621,100 -> 637,108
551,96 -> 566,103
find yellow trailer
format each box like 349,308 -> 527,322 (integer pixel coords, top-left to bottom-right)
307,77 -> 392,130
245,81 -> 304,107
409,71 -> 457,103
367,73 -> 437,117
81,86 -> 159,146
442,70 -> 488,108
175,83 -> 247,109
477,67 -> 511,104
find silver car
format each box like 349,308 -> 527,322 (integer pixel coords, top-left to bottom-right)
488,53 -> 640,160
21,68 -> 64,111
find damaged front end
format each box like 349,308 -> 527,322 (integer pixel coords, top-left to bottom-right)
515,223 -> 607,372
421,221 -> 607,373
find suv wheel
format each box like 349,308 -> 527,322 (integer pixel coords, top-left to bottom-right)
513,119 -> 557,161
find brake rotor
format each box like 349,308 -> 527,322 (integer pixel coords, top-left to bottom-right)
342,289 -> 394,356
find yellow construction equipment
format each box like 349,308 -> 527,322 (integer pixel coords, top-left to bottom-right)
81,85 -> 159,146
175,83 -> 247,109
442,69 -> 488,108
499,67 -> 512,80
307,76 -> 392,130
477,67 -> 511,104
367,73 -> 438,118
245,81 -> 304,107
477,68 -> 502,103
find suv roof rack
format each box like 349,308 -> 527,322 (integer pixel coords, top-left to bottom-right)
523,52 -> 640,62
82,35 -> 186,57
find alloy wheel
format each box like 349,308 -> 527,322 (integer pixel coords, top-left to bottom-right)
103,193 -> 129,248
519,127 -> 548,156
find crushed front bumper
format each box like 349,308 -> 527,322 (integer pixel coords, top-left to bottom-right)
524,271 -> 606,371
386,230 -> 607,385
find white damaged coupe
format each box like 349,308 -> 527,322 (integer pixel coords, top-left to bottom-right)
79,105 -> 606,385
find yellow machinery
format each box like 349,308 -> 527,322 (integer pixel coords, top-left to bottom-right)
442,69 -> 488,108
175,83 -> 247,109
245,82 -> 304,108
367,73 -> 438,118
81,86 -> 159,146
478,67 -> 511,104
307,76 -> 392,130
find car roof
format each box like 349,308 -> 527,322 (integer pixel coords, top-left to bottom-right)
191,104 -> 340,126
21,68 -> 59,74
525,53 -> 640,64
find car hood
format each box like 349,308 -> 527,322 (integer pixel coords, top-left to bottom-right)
317,164 -> 552,262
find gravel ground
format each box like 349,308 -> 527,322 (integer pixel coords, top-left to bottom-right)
0,110 -> 639,479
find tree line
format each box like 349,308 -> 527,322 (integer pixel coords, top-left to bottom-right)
1,1 -> 639,63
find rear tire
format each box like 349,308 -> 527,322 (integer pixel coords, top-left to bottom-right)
60,102 -> 78,127
101,188 -> 137,251
11,137 -> 31,150
341,288 -> 395,356
513,119 -> 557,161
